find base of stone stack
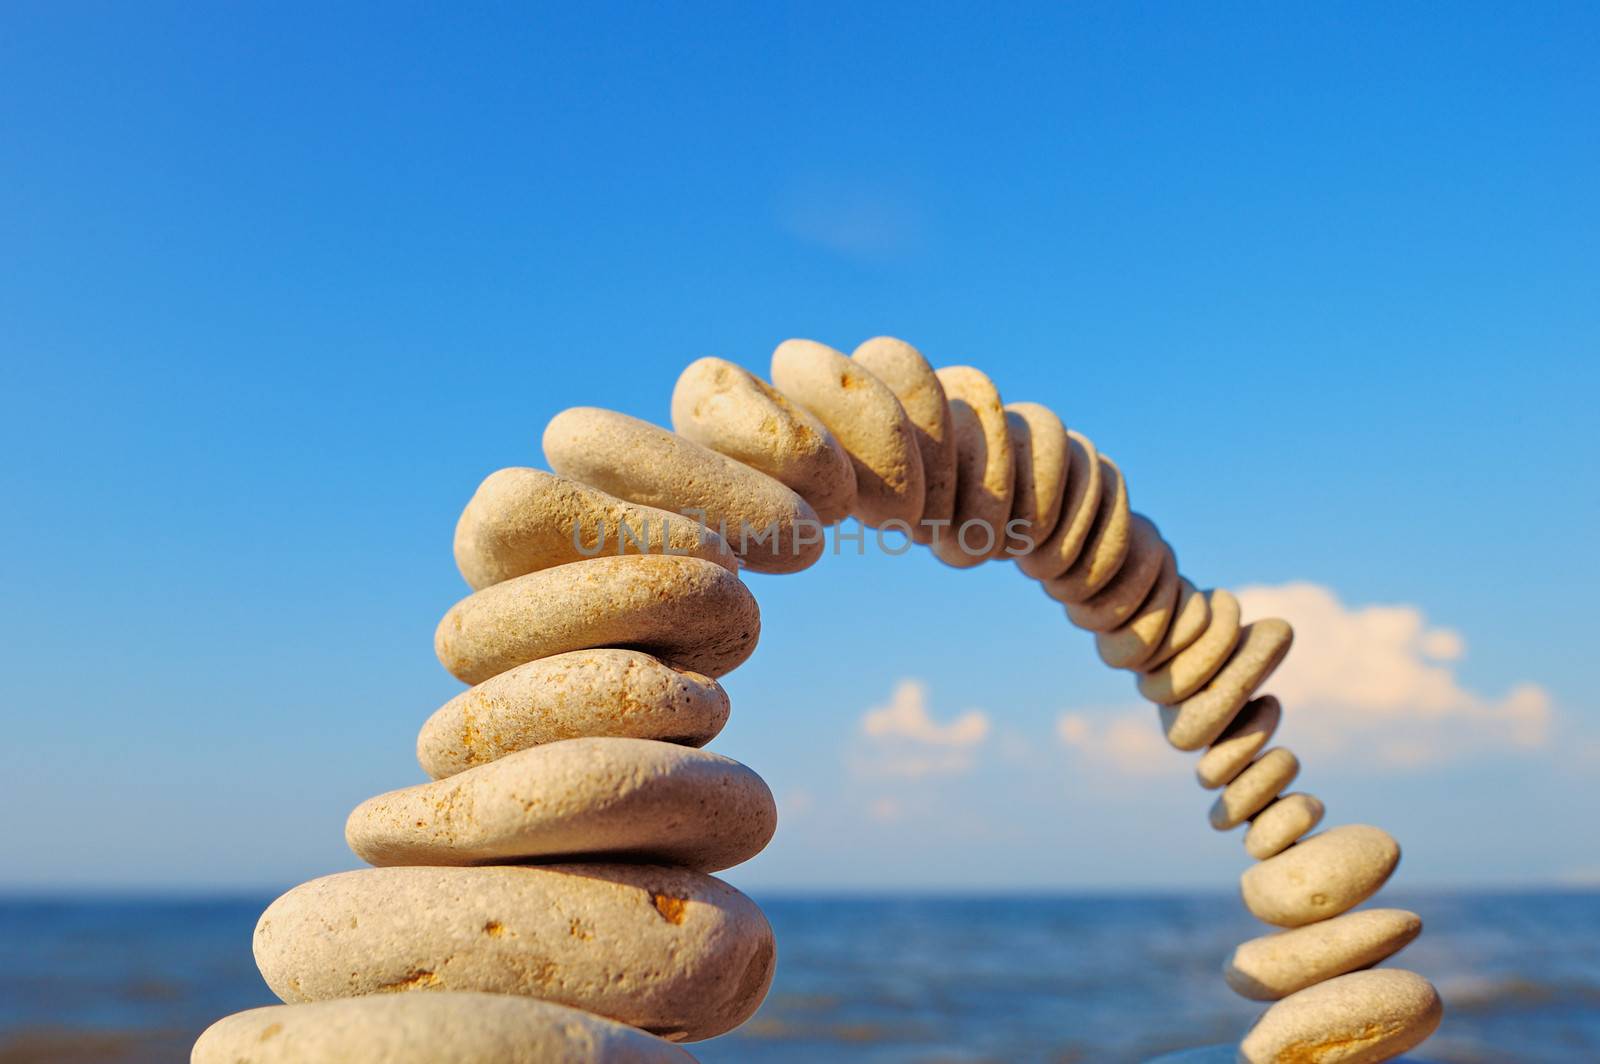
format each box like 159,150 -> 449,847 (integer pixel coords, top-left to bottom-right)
1145,1048 -> 1435,1063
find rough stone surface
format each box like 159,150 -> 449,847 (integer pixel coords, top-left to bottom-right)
1238,969 -> 1442,1063
1003,401 -> 1069,552
1160,619 -> 1294,750
670,356 -> 856,525
1242,825 -> 1402,928
1246,792 -> 1326,860
1139,577 -> 1212,671
1196,695 -> 1282,789
434,555 -> 759,685
851,337 -> 954,541
417,650 -> 729,779
1063,514 -> 1168,630
770,338 -> 925,527
932,366 -> 1014,567
453,469 -> 735,591
1225,908 -> 1423,1001
350,738 -> 776,872
1209,748 -> 1299,830
253,864 -> 775,1043
543,406 -> 822,574
1138,589 -> 1241,703
1096,550 -> 1180,669
1016,430 -> 1102,580
1041,454 -> 1131,602
192,993 -> 694,1063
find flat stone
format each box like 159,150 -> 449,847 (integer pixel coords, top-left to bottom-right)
671,356 -> 856,525
348,738 -> 776,873
1137,589 -> 1241,704
253,864 -> 775,1043
1209,748 -> 1299,830
1241,825 -> 1402,928
1041,453 -> 1131,601
1016,430 -> 1101,580
434,555 -> 759,685
931,366 -> 1014,567
1139,576 -> 1211,671
417,650 -> 729,779
1003,401 -> 1070,552
1226,908 -> 1423,1000
1238,969 -> 1442,1063
192,992 -> 693,1063
454,469 -> 735,591
1064,514 -> 1168,630
1096,550 -> 1180,669
543,406 -> 822,574
1246,792 -> 1326,860
1196,695 -> 1281,789
1159,618 -> 1293,750
771,338 -> 925,527
851,337 -> 955,540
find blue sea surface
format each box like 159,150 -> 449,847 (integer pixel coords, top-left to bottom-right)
0,891 -> 1595,1063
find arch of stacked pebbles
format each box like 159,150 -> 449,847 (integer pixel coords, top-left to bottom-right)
194,337 -> 1443,1064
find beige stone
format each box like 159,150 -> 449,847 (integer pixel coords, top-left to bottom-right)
1196,695 -> 1281,789
192,993 -> 693,1063
1238,969 -> 1442,1063
1063,514 -> 1168,630
1016,430 -> 1101,580
1209,748 -> 1299,830
1137,589 -> 1241,703
1041,454 -> 1131,602
1003,401 -> 1069,552
417,650 -> 729,779
852,337 -> 954,541
770,338 -> 925,527
1159,619 -> 1294,750
931,366 -> 1014,567
1241,825 -> 1402,928
1225,908 -> 1423,1001
350,738 -> 776,873
434,556 -> 759,685
1246,792 -> 1326,860
1096,551 -> 1180,669
253,864 -> 775,1043
670,357 -> 856,525
1139,577 -> 1211,671
543,407 -> 822,575
453,469 -> 736,591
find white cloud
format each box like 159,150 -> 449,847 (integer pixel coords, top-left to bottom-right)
1056,708 -> 1176,776
1233,581 -> 1553,767
854,679 -> 990,778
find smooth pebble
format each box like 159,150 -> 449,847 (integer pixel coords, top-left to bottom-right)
1096,551 -> 1180,669
1138,576 -> 1211,671
1241,825 -> 1401,927
1225,908 -> 1423,1000
1159,619 -> 1294,750
932,366 -> 1015,566
1209,747 -> 1299,830
1195,695 -> 1281,789
851,337 -> 955,540
1041,454 -> 1131,601
1137,589 -> 1241,703
1004,401 -> 1070,552
1238,969 -> 1442,1063
1016,430 -> 1102,580
1245,792 -> 1327,860
1063,513 -> 1168,629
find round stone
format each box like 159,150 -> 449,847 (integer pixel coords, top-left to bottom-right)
1041,454 -> 1131,602
416,650 -> 729,779
1225,908 -> 1423,1000
1159,619 -> 1294,750
1096,550 -> 1180,669
1062,514 -> 1168,630
434,555 -> 759,685
253,864 -> 775,1043
1238,969 -> 1442,1063
931,366 -> 1014,567
1196,695 -> 1281,789
851,336 -> 955,540
1246,792 -> 1326,860
1003,401 -> 1069,552
1241,825 -> 1402,928
1209,747 -> 1299,830
770,338 -> 925,527
453,469 -> 736,591
1139,576 -> 1212,671
1016,430 -> 1102,580
1137,588 -> 1241,704
192,993 -> 694,1063
348,738 -> 776,873
543,406 -> 822,574
670,356 -> 856,526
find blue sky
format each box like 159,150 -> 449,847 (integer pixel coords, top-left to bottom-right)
2,3 -> 1595,893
